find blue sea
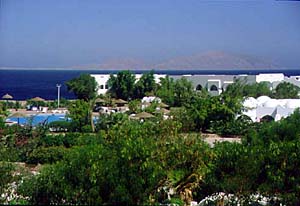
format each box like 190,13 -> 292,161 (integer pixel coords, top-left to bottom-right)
0,69 -> 299,100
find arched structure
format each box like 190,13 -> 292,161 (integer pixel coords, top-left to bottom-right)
196,84 -> 203,91
210,85 -> 218,91
261,115 -> 274,122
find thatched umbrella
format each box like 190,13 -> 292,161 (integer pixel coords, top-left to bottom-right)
116,99 -> 128,104
95,98 -> 105,103
154,108 -> 170,114
2,93 -> 13,100
29,97 -> 45,108
2,93 -> 13,107
134,111 -> 155,119
158,102 -> 169,108
9,112 -> 27,125
30,97 -> 45,102
114,99 -> 128,105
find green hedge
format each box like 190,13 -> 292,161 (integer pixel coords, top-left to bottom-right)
27,146 -> 67,164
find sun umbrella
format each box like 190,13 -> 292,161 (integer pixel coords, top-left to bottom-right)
2,93 -> 13,99
114,99 -> 128,104
9,112 -> 27,125
158,102 -> 169,108
30,97 -> 45,102
134,111 -> 155,119
154,108 -> 170,114
95,98 -> 105,103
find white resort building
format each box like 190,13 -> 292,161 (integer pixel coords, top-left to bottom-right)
242,96 -> 300,122
92,72 -> 300,96
91,72 -> 300,121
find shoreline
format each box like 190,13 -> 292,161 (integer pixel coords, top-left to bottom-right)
1,67 -> 298,71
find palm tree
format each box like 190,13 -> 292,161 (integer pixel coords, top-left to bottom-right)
89,97 -> 97,133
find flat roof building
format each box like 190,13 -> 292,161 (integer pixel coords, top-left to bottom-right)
91,72 -> 298,96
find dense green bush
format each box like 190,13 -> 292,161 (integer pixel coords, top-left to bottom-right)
74,133 -> 103,146
96,113 -> 128,131
0,162 -> 15,202
199,142 -> 265,197
211,115 -> 253,136
39,134 -> 65,147
19,119 -> 212,205
273,82 -> 299,99
197,110 -> 300,205
26,146 -> 67,164
0,116 -> 5,130
38,133 -> 103,148
67,100 -> 91,132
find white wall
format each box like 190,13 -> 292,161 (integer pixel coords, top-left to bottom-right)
256,73 -> 284,83
91,74 -> 110,95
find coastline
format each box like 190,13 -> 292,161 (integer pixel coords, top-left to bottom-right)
1,69 -> 300,100
1,67 -> 299,71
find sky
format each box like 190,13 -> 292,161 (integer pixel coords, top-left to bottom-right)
0,0 -> 300,68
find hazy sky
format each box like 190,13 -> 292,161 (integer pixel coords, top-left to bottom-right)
1,0 -> 300,68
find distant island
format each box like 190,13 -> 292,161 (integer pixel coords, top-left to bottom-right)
71,51 -> 284,70
1,51 -> 297,70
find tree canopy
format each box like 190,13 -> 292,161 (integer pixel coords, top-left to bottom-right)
156,76 -> 195,107
107,70 -> 136,100
133,70 -> 156,99
225,80 -> 272,98
66,74 -> 98,101
174,77 -> 194,107
156,75 -> 176,106
274,82 -> 299,99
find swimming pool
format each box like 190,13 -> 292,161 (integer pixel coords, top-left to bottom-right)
6,113 -> 67,126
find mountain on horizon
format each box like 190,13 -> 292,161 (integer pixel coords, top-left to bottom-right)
73,51 -> 281,70
73,58 -> 148,70
153,51 -> 280,69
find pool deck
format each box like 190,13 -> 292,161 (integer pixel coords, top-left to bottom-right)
8,108 -> 99,117
8,108 -> 68,116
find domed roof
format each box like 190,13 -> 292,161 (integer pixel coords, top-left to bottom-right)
243,97 -> 258,108
285,99 -> 300,109
257,96 -> 271,106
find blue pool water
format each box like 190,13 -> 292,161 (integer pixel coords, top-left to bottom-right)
6,114 -> 67,126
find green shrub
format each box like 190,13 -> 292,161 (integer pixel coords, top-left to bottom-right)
20,119 -> 213,205
74,134 -> 103,146
0,116 -> 5,129
39,134 -> 65,147
60,133 -> 103,147
26,146 -> 67,164
81,125 -> 92,133
0,162 -> 15,203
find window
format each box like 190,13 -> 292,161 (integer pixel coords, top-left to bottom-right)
261,115 -> 274,122
105,85 -> 109,89
196,84 -> 202,91
100,85 -> 104,89
210,85 -> 218,91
